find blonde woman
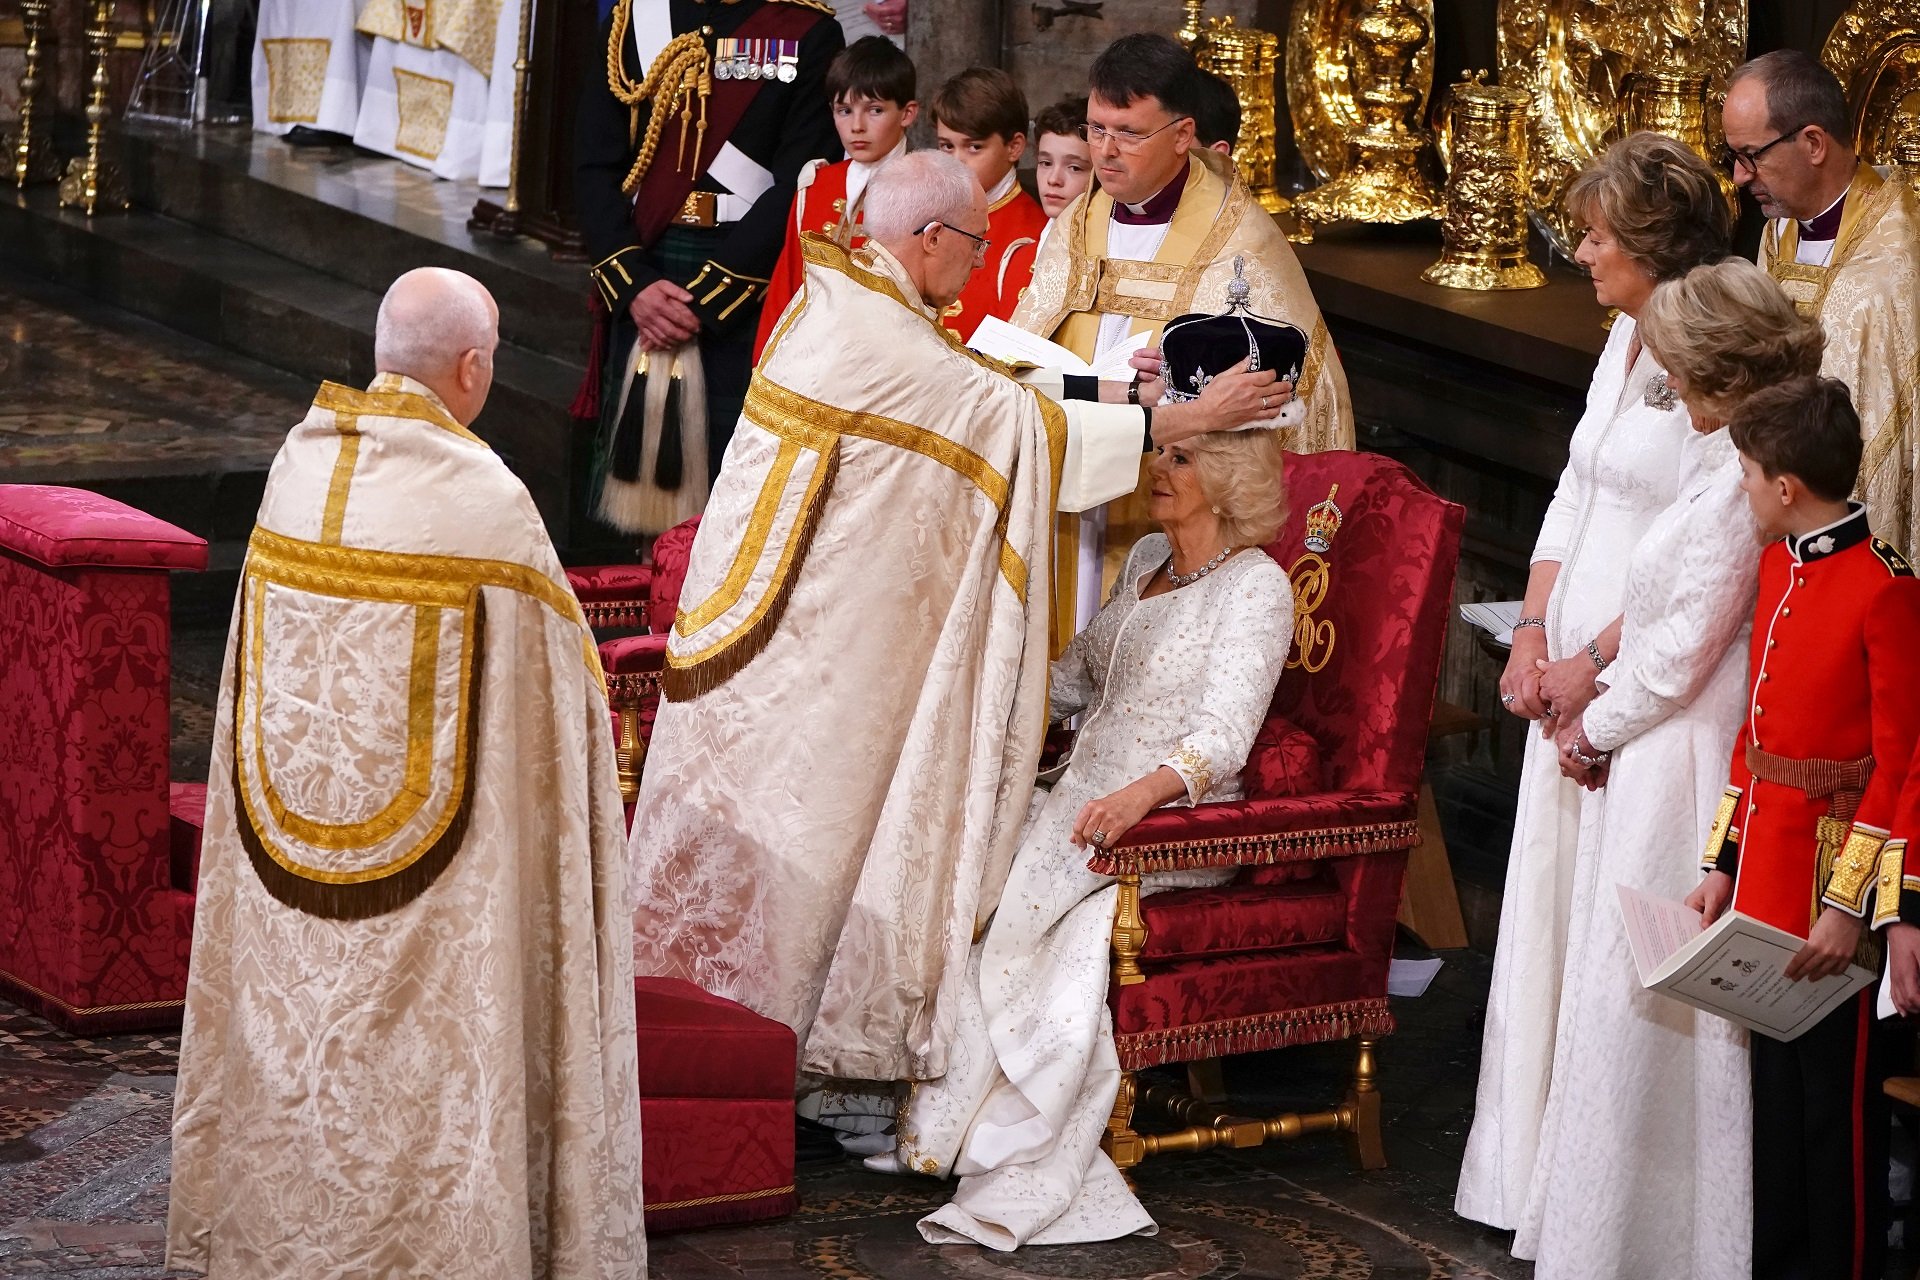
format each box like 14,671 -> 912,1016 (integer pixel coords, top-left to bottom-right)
868,428 -> 1293,1250
1511,260 -> 1825,1278
1458,132 -> 1732,1229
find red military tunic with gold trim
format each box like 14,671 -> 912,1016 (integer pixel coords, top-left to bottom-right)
1707,504 -> 1920,936
940,181 -> 1046,343
754,155 -> 869,361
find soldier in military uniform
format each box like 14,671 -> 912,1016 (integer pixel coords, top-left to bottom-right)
1686,377 -> 1920,1280
576,0 -> 844,534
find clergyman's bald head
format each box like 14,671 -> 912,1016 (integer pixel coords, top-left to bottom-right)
374,268 -> 499,424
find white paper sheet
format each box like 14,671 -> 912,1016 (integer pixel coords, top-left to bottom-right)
1387,956 -> 1444,998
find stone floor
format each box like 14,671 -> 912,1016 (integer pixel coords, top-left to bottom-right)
0,950 -> 1531,1280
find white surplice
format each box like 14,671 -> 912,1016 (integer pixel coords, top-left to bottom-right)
894,535 -> 1294,1250
1456,316 -> 1693,1228
354,0 -> 519,185
251,0 -> 366,137
1512,428 -> 1759,1280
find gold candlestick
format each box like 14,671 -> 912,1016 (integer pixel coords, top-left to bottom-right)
59,0 -> 130,215
1422,72 -> 1545,291
1622,65 -> 1737,221
6,0 -> 60,188
1291,0 -> 1443,229
1196,17 -> 1288,213
1176,0 -> 1207,50
500,0 -> 537,227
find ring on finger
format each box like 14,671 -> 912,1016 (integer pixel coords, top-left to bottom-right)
1501,693 -> 1516,706
1091,829 -> 1109,846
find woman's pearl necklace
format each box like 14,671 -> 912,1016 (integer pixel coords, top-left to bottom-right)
1167,546 -> 1234,587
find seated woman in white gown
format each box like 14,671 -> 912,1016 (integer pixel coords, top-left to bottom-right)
872,423 -> 1295,1251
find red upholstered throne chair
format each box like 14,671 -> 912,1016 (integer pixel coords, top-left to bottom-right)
1091,450 -> 1463,1172
579,518 -> 700,803
0,486 -> 209,1033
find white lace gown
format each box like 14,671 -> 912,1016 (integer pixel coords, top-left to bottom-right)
1512,429 -> 1759,1279
894,534 -> 1294,1250
1456,317 -> 1693,1227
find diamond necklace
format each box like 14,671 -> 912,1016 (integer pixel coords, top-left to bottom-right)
1167,546 -> 1234,587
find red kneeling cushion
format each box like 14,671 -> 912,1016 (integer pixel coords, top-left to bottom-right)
634,977 -> 794,1099
0,484 -> 208,571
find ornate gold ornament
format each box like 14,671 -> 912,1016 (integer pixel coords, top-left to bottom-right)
1291,0 -> 1444,229
1176,0 -> 1208,50
5,0 -> 59,188
1496,0 -> 1746,259
1892,109 -> 1920,192
1423,72 -> 1548,290
1622,63 -> 1739,218
1195,17 -> 1289,213
1822,0 -> 1920,168
59,0 -> 130,215
1287,0 -> 1436,184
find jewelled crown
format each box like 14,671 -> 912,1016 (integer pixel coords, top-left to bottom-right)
1158,257 -> 1308,406
1303,484 -> 1343,553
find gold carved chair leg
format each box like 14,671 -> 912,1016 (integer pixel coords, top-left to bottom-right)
611,679 -> 647,804
1342,1036 -> 1388,1170
1103,1071 -> 1146,1172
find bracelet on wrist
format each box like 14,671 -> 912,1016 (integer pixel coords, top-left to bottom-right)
1586,639 -> 1609,672
1127,377 -> 1141,407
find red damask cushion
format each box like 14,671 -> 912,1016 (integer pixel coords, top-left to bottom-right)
642,1096 -> 797,1232
1140,870 -> 1345,962
600,633 -> 666,676
634,977 -> 794,1100
0,485 -> 208,571
565,563 -> 654,602
1242,715 -> 1324,801
647,516 -> 701,634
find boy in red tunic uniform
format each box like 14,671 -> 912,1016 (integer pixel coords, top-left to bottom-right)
930,67 -> 1047,342
1686,376 -> 1920,1280
753,36 -> 917,362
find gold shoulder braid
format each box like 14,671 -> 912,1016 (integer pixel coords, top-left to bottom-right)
606,0 -> 712,193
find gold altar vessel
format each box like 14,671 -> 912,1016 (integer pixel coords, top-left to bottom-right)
1423,73 -> 1546,291
1291,0 -> 1444,229
1196,17 -> 1289,213
1177,0 -> 1208,50
1288,0 -> 1436,184
1623,64 -> 1739,217
1497,0 -> 1746,259
1822,0 -> 1920,167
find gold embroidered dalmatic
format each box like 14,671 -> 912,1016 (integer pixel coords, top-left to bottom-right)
167,374 -> 644,1280
358,0 -> 505,74
1760,165 -> 1920,553
1013,148 -> 1353,635
627,237 -> 1143,1084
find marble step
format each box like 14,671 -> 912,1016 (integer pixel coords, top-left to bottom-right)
122,124 -> 588,366
0,187 -> 625,562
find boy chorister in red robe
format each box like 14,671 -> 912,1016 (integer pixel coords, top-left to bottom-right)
753,36 -> 917,363
1685,376 -> 1920,1280
930,67 -> 1047,343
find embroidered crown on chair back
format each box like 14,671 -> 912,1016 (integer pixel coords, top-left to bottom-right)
1260,452 -> 1464,798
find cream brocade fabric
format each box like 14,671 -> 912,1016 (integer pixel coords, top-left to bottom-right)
392,67 -> 456,160
898,537 -> 1293,1250
628,239 -> 1075,1084
358,0 -> 505,74
260,37 -> 330,123
167,375 -> 645,1280
1760,166 -> 1920,553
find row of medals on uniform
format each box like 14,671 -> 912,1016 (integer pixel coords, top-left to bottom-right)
712,38 -> 801,82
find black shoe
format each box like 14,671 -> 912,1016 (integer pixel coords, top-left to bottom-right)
281,126 -> 352,148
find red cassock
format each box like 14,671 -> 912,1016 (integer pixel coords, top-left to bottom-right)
940,183 -> 1047,343
1708,506 -> 1920,936
753,157 -> 868,362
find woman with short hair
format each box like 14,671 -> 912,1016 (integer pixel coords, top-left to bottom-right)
1514,259 -> 1825,1279
1459,131 -> 1732,1230
873,425 -> 1294,1250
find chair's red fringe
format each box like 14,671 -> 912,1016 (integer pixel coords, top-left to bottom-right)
1088,819 -> 1421,877
608,670 -> 662,699
582,601 -> 650,630
1115,997 -> 1395,1071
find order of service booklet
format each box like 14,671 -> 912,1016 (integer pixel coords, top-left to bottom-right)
1617,884 -> 1876,1041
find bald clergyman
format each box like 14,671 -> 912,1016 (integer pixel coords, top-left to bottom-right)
628,151 -> 1281,1099
167,269 -> 645,1279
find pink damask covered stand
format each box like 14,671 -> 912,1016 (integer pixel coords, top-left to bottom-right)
0,485 -> 207,1033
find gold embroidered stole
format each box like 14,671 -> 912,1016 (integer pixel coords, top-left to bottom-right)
1763,166 -> 1895,319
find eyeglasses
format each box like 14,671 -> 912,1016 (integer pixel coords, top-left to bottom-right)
915,220 -> 991,260
1082,115 -> 1189,153
1717,127 -> 1805,175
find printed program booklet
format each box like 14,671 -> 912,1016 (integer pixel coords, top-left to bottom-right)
1617,883 -> 1875,1041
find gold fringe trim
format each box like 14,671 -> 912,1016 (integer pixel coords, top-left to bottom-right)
237,596 -> 486,920
661,444 -> 840,702
1087,817 -> 1420,877
646,1185 -> 797,1212
1115,998 -> 1394,1071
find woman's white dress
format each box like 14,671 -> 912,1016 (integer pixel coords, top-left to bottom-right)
894,534 -> 1294,1251
1456,318 -> 1694,1227
1513,428 -> 1760,1279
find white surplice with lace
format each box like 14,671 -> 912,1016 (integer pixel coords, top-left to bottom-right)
1456,316 -> 1694,1228
1513,428 -> 1759,1280
891,534 -> 1293,1250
